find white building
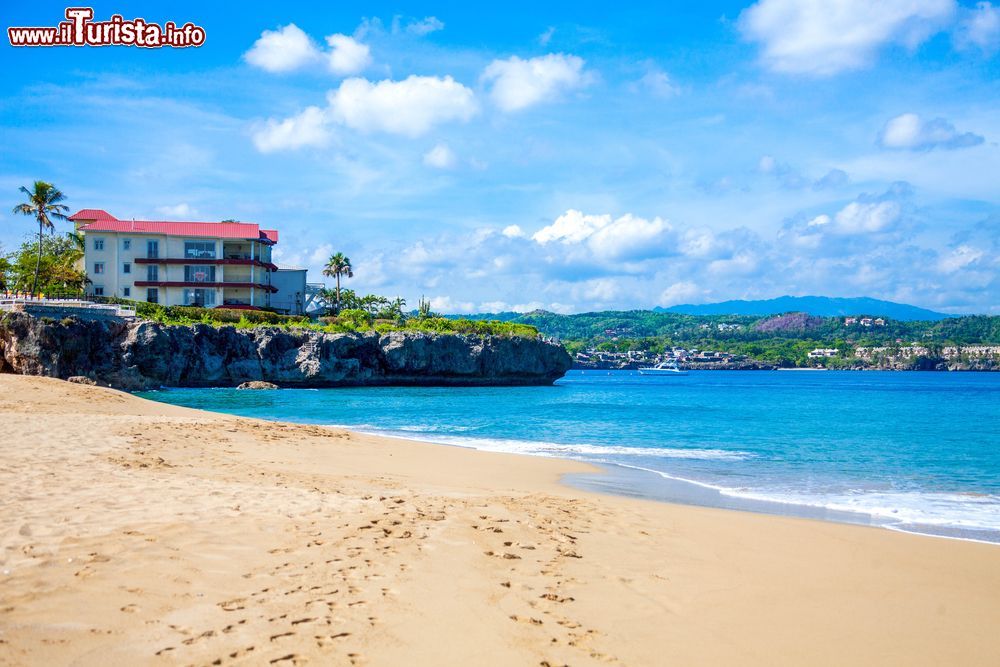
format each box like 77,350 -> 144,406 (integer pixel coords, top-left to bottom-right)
808,348 -> 839,358
70,209 -> 279,309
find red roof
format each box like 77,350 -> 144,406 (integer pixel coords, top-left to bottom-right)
71,210 -> 277,245
69,209 -> 119,222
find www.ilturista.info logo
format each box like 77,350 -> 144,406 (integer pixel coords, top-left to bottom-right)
8,7 -> 205,48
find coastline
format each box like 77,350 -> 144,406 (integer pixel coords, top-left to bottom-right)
2,375 -> 999,665
307,424 -> 1000,544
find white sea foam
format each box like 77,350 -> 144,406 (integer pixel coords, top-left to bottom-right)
324,424 -> 1000,538
622,464 -> 1000,533
329,426 -> 754,462
724,488 -> 1000,532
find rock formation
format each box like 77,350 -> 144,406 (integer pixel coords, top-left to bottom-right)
0,312 -> 572,389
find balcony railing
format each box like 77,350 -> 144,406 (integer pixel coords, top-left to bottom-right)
133,279 -> 277,293
132,257 -> 278,271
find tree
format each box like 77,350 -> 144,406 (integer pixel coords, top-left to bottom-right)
321,252 -> 354,313
12,181 -> 69,295
0,247 -> 10,292
6,234 -> 86,294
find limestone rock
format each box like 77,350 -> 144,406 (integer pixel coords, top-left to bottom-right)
0,312 -> 572,389
237,381 -> 279,390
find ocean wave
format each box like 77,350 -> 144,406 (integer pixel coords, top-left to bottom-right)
608,463 -> 1000,534
332,427 -> 753,462
725,488 -> 1000,531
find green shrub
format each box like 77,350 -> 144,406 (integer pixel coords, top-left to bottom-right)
339,309 -> 373,328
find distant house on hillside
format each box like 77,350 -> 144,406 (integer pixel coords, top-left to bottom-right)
844,317 -> 857,326
874,318 -> 886,326
69,208 -> 289,310
808,348 -> 838,358
860,317 -> 874,327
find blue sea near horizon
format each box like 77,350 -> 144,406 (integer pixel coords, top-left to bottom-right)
136,370 -> 1000,543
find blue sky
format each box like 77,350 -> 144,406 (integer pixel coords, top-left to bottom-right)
2,1 -> 998,314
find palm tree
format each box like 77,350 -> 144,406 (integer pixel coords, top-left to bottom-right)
12,181 -> 69,296
322,252 -> 354,313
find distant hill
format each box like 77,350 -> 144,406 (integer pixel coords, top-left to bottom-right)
657,296 -> 950,321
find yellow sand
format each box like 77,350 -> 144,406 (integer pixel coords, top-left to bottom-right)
0,375 -> 998,666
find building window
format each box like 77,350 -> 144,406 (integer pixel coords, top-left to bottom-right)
147,265 -> 158,281
146,288 -> 158,304
94,286 -> 104,296
146,240 -> 159,259
184,288 -> 216,307
123,262 -> 131,274
93,238 -> 104,251
123,238 -> 131,251
185,241 -> 216,259
123,287 -> 131,298
93,262 -> 105,274
184,265 -> 216,282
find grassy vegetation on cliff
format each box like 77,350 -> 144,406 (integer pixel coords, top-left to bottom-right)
111,300 -> 541,339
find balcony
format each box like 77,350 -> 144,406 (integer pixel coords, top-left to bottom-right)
133,280 -> 277,293
132,257 -> 278,271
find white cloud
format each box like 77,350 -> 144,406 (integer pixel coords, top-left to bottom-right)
538,27 -> 556,46
833,200 -> 902,234
581,278 -> 623,302
245,25 -> 373,76
878,113 -> 984,150
406,16 -> 445,36
429,295 -> 475,313
309,243 -> 334,265
155,203 -> 196,218
423,143 -> 457,169
658,281 -> 700,306
481,54 -> 590,112
813,168 -> 849,189
327,75 -> 478,137
708,251 -> 760,277
244,24 -> 320,73
758,155 -> 777,173
252,106 -> 331,153
738,0 -> 956,76
938,244 -> 984,272
501,225 -> 525,238
956,2 -> 1000,52
634,68 -> 680,98
325,34 -> 371,75
531,210 -> 676,262
532,209 -> 610,244
588,214 -> 675,261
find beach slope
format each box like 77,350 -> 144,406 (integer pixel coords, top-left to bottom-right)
1,375 -> 998,666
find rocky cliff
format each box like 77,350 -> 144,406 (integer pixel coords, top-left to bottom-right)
0,312 -> 572,389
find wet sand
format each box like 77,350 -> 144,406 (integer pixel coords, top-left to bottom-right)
1,375 -> 998,666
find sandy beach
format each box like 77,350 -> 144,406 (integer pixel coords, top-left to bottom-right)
1,375 -> 998,666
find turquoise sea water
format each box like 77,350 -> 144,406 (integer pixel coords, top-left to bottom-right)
137,370 -> 1000,543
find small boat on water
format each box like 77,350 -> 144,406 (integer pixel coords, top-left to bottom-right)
637,361 -> 688,376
